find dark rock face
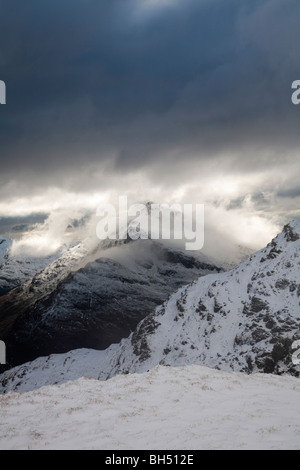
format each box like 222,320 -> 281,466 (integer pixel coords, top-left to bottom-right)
243,296 -> 269,316
283,223 -> 300,242
0,240 -> 220,367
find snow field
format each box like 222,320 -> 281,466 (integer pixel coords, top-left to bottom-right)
0,364 -> 299,450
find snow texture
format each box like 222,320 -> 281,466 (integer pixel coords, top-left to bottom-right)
0,364 -> 299,450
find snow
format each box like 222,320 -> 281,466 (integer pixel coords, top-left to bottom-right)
0,364 -> 299,450
0,239 -> 79,295
104,219 -> 300,376
1,220 -> 299,394
0,239 -> 11,265
0,348 -> 110,394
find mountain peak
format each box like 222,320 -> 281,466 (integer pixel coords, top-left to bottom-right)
283,220 -> 300,242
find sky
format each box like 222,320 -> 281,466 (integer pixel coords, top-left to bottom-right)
0,0 -> 300,251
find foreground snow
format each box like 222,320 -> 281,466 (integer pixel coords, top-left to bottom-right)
0,364 -> 299,450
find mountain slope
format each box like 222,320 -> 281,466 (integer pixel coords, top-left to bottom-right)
0,239 -> 11,264
0,239 -> 13,295
0,241 -> 90,345
0,237 -> 220,367
1,364 -> 300,450
0,221 -> 299,394
106,220 -> 300,377
0,239 -> 72,296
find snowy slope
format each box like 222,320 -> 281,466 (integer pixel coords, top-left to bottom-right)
0,239 -> 12,295
0,236 -> 220,367
1,220 -> 299,394
0,239 -> 11,265
105,220 -> 300,377
0,364 -> 299,450
0,241 -> 90,337
0,241 -> 74,296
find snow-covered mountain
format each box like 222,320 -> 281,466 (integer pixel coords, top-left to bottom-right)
0,234 -> 221,367
0,238 -> 11,263
0,220 -> 299,394
1,364 -> 299,450
0,238 -> 73,296
0,238 -> 13,295
105,220 -> 300,377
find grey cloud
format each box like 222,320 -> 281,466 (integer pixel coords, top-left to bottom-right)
277,188 -> 300,199
226,197 -> 246,211
0,214 -> 48,235
0,0 -> 299,199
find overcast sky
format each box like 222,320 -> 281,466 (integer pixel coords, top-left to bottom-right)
0,0 -> 300,247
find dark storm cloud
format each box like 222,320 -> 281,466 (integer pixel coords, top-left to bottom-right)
277,188 -> 300,199
0,213 -> 47,234
0,0 -> 300,193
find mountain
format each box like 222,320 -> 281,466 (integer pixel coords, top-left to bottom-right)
0,238 -> 11,262
105,220 -> 300,377
0,238 -> 72,296
0,220 -> 299,394
0,238 -> 13,295
0,235 -> 221,367
1,364 -> 300,450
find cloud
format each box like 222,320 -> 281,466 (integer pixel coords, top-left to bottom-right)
0,214 -> 47,235
277,187 -> 300,199
0,0 -> 299,247
10,207 -> 94,257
